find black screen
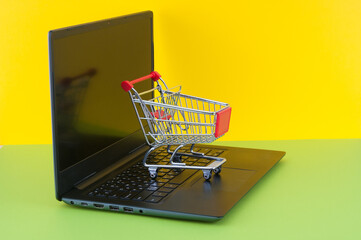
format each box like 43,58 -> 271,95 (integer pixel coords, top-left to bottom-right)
50,14 -> 153,171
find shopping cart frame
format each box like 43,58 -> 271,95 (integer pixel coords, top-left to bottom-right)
122,71 -> 231,180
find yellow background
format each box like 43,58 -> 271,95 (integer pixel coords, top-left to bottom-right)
0,0 -> 360,145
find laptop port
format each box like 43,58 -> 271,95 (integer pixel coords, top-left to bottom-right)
109,205 -> 119,211
81,202 -> 88,206
93,203 -> 104,209
123,207 -> 133,213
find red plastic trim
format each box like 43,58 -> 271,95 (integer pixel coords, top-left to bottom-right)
121,81 -> 133,92
214,107 -> 232,138
121,71 -> 161,92
150,71 -> 161,81
151,110 -> 172,120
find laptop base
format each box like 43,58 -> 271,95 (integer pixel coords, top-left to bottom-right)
61,144 -> 285,221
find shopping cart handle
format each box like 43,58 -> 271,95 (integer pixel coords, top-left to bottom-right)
121,71 -> 161,92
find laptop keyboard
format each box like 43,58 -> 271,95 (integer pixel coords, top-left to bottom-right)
87,146 -> 224,203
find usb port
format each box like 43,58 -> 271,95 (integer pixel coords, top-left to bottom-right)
123,207 -> 133,213
109,205 -> 119,211
81,202 -> 88,206
93,203 -> 104,208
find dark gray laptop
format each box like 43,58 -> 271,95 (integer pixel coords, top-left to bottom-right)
48,11 -> 285,221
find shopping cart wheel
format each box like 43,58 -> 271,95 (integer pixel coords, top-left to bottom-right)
203,170 -> 212,181
149,168 -> 158,179
213,167 -> 222,175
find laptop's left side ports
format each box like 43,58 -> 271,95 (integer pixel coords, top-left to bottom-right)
123,207 -> 133,213
109,205 -> 119,211
93,203 -> 104,209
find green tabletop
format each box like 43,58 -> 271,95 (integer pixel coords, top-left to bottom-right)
0,139 -> 360,240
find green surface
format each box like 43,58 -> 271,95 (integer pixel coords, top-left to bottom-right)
0,139 -> 360,240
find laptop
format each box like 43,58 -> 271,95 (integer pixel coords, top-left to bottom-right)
48,11 -> 285,221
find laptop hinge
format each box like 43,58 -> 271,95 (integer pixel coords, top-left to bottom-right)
75,145 -> 148,190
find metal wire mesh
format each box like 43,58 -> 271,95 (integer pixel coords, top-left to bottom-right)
131,85 -> 229,147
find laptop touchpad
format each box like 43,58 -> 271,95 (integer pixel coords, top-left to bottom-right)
163,168 -> 257,216
190,168 -> 256,193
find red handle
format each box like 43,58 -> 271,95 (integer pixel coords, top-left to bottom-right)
121,71 -> 161,92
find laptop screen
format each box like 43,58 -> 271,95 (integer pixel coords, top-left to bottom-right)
49,13 -> 153,172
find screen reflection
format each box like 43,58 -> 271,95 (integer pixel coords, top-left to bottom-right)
51,18 -> 152,171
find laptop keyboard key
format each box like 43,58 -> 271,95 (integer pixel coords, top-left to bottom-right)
157,178 -> 169,183
197,159 -> 211,164
95,193 -> 106,198
187,157 -> 198,162
145,196 -> 163,203
120,191 -> 138,199
108,192 -> 123,199
133,190 -> 153,201
147,186 -> 159,191
162,174 -> 175,179
157,172 -> 166,177
88,191 -> 95,196
149,181 -> 165,188
152,191 -> 168,197
158,187 -> 173,193
209,150 -> 224,156
169,170 -> 197,185
193,162 -> 206,166
163,183 -> 178,189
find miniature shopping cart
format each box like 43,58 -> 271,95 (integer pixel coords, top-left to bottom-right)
121,71 -> 231,180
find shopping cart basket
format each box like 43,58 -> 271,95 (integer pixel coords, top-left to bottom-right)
121,71 -> 232,180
